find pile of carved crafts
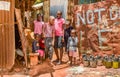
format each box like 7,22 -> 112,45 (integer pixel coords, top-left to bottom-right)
82,54 -> 120,69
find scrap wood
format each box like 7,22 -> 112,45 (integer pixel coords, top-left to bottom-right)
15,8 -> 28,67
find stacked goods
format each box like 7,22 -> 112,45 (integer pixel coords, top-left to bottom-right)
89,56 -> 97,68
82,54 -> 97,68
82,54 -> 89,67
112,57 -> 119,69
96,55 -> 103,66
105,57 -> 112,68
82,54 -> 120,69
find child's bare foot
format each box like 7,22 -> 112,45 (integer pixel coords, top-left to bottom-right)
67,61 -> 71,64
38,61 -> 41,64
69,62 -> 72,66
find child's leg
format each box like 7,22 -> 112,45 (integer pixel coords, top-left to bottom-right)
69,56 -> 72,65
73,51 -> 77,65
38,50 -> 44,63
69,51 -> 73,65
73,57 -> 76,65
45,48 -> 48,59
41,56 -> 43,63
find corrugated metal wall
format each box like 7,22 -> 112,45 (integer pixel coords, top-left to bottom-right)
0,0 -> 15,69
50,0 -> 68,19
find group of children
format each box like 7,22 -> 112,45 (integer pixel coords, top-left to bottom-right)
32,11 -> 78,66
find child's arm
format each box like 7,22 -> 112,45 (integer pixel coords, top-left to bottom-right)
42,23 -> 46,37
67,37 -> 70,52
76,37 -> 78,44
32,41 -> 36,52
42,22 -> 45,33
52,27 -> 55,46
62,19 -> 65,42
32,41 -> 37,52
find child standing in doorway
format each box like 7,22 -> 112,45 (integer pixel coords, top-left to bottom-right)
67,29 -> 78,66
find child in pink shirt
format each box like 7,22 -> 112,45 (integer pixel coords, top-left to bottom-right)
34,14 -> 44,35
54,11 -> 65,64
43,16 -> 55,65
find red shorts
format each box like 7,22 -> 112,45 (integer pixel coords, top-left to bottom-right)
37,50 -> 44,57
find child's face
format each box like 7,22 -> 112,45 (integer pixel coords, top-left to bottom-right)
36,35 -> 40,41
57,13 -> 62,19
71,32 -> 76,37
49,18 -> 55,25
66,24 -> 69,28
37,15 -> 42,21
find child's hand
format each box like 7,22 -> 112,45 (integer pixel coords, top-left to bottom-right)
42,40 -> 44,43
52,41 -> 54,46
35,50 -> 38,53
36,43 -> 39,46
62,37 -> 64,42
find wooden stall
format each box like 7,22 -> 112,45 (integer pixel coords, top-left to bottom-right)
0,0 -> 15,69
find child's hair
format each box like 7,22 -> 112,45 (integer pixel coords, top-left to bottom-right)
57,10 -> 62,15
37,13 -> 42,18
65,20 -> 70,25
34,34 -> 40,39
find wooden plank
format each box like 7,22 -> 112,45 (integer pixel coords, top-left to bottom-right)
43,0 -> 50,22
0,24 -> 3,69
15,8 -> 28,67
7,0 -> 15,69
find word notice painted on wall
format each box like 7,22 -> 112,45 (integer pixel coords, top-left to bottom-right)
0,1 -> 10,11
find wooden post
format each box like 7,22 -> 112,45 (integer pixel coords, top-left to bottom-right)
15,8 -> 28,67
43,0 -> 50,22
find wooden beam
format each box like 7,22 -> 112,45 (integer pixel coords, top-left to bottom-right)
15,8 -> 28,67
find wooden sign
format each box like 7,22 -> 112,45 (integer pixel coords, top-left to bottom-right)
0,1 -> 10,11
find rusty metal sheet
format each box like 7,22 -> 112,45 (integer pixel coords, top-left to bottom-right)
0,0 -> 15,69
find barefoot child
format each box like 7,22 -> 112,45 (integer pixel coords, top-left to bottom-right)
43,16 -> 55,64
67,29 -> 78,66
64,20 -> 73,64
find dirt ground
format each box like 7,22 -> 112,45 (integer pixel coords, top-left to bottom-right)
1,51 -> 120,77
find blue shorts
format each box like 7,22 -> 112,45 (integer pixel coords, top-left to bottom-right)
54,36 -> 63,48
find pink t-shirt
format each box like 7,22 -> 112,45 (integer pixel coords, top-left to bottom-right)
44,23 -> 55,37
34,20 -> 44,35
55,18 -> 65,36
